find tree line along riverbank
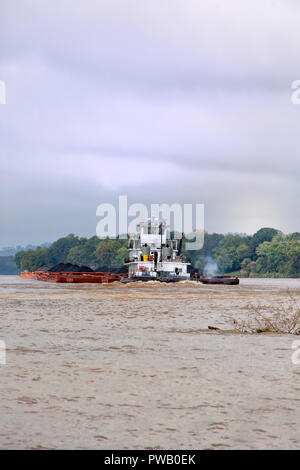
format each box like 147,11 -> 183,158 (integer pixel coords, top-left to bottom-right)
8,227 -> 300,278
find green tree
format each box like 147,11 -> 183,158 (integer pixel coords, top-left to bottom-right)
95,239 -> 126,267
47,234 -> 81,264
67,236 -> 100,267
18,250 -> 38,271
250,227 -> 279,260
115,246 -> 128,266
236,242 -> 251,261
240,257 -> 252,277
213,235 -> 250,273
14,250 -> 27,269
255,234 -> 300,277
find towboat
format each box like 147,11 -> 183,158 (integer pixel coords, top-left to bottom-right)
122,218 -> 190,283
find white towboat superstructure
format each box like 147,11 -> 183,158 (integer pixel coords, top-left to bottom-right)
124,219 -> 190,282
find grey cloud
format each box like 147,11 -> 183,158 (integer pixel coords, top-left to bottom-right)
0,0 -> 300,245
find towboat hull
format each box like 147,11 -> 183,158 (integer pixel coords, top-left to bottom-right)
121,274 -> 188,283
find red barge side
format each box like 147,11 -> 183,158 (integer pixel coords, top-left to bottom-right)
20,271 -> 127,283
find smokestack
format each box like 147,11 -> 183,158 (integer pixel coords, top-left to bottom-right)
178,233 -> 184,256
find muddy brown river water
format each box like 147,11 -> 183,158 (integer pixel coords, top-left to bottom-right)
0,276 -> 299,449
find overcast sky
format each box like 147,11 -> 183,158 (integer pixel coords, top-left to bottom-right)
1,0 -> 300,246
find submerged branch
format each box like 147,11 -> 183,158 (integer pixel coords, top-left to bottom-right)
227,291 -> 300,335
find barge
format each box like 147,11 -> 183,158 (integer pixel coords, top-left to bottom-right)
200,275 -> 240,285
20,270 -> 126,283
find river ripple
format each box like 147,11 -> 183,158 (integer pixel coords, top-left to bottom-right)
0,276 -> 299,449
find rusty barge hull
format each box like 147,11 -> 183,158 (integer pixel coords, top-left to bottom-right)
200,276 -> 240,285
20,271 -> 127,283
